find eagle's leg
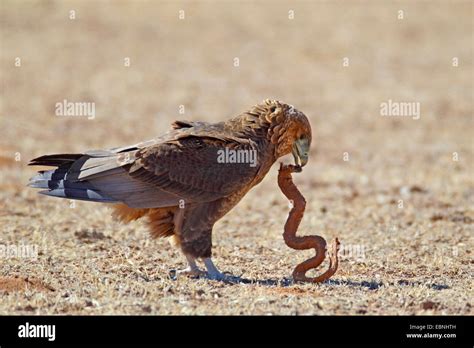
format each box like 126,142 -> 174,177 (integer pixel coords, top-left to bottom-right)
178,221 -> 223,278
180,210 -> 237,281
175,254 -> 207,277
179,229 -> 229,280
172,210 -> 206,278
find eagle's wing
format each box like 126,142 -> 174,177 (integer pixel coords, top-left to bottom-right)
29,124 -> 261,208
128,135 -> 260,203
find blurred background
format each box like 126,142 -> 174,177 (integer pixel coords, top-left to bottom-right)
0,1 -> 472,315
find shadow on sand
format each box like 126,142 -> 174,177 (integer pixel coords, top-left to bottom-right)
192,274 -> 450,290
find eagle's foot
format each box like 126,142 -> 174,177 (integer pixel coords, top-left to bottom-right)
170,254 -> 207,279
204,270 -> 242,283
203,257 -> 235,281
169,266 -> 207,280
205,271 -> 226,281
203,257 -> 222,279
176,267 -> 207,278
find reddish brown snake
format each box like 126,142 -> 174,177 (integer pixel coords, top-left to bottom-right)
278,163 -> 340,283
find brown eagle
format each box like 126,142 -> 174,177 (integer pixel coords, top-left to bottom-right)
28,99 -> 312,280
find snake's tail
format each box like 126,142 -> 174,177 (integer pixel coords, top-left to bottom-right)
295,238 -> 340,283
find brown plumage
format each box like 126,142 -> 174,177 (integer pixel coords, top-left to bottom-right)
28,99 -> 312,279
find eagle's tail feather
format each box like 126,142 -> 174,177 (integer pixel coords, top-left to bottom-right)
28,153 -> 83,167
28,154 -> 118,203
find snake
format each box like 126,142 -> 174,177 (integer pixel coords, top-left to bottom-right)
277,163 -> 340,283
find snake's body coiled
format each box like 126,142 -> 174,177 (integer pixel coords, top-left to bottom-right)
278,163 -> 340,283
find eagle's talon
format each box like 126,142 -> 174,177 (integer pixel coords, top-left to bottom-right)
170,266 -> 207,279
202,258 -> 240,282
205,271 -> 226,281
205,272 -> 242,283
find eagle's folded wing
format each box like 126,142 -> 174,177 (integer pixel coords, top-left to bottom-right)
29,133 -> 260,209
128,135 -> 260,203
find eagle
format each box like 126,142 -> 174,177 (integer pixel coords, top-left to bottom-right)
28,99 -> 312,280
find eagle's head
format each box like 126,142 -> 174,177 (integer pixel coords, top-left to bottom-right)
287,107 -> 312,168
259,100 -> 312,168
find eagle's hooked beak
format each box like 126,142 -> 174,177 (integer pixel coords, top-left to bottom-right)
292,138 -> 309,167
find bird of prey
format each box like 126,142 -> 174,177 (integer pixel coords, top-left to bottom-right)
29,99 -> 312,280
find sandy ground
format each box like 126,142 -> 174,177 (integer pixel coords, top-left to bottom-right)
0,1 -> 472,315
